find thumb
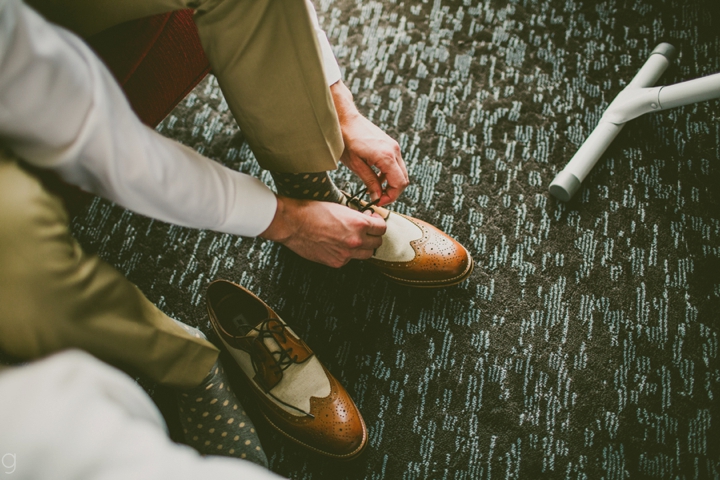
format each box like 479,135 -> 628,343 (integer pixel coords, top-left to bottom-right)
364,212 -> 387,236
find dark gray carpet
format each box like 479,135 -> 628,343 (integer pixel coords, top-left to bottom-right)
67,0 -> 719,477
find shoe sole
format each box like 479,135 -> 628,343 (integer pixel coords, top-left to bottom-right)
376,246 -> 475,288
259,406 -> 368,461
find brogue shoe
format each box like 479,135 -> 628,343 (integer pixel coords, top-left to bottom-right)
206,280 -> 367,459
342,191 -> 474,287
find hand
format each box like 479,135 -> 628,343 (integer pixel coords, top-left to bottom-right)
260,196 -> 386,268
330,81 -> 409,206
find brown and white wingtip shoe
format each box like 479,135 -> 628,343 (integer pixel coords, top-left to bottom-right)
206,280 -> 368,460
342,190 -> 474,288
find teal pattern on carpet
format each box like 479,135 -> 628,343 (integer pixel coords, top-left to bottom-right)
66,0 -> 718,477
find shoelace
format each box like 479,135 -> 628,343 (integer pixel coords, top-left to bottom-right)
346,186 -> 386,257
250,318 -> 315,418
346,187 -> 381,213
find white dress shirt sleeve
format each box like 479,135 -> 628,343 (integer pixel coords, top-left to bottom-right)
0,0 -> 277,237
0,350 -> 285,480
306,0 -> 342,85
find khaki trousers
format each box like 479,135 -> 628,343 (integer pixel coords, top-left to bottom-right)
1,0 -> 344,387
0,154 -> 218,388
28,0 -> 344,173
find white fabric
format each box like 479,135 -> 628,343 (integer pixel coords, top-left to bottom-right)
0,0 -> 277,237
373,213 -> 423,262
0,350 -> 284,479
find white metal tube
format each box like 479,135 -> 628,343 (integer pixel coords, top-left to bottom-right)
627,53 -> 672,88
659,73 -> 720,109
549,44 -> 676,201
549,121 -> 625,202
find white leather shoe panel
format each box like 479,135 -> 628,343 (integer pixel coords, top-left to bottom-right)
220,329 -> 331,417
373,214 -> 423,263
268,357 -> 331,414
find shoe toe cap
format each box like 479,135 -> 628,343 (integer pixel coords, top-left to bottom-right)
416,223 -> 472,279
270,374 -> 367,459
371,216 -> 473,286
306,383 -> 367,457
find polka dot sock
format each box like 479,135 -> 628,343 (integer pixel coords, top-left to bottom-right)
177,360 -> 267,466
173,322 -> 267,467
270,171 -> 344,203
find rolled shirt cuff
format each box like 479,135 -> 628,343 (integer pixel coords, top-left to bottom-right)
218,173 -> 278,237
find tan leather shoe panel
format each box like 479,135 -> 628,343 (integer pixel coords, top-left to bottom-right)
206,280 -> 368,459
369,215 -> 474,287
251,365 -> 368,459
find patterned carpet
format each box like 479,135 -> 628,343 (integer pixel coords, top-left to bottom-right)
65,0 -> 720,478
